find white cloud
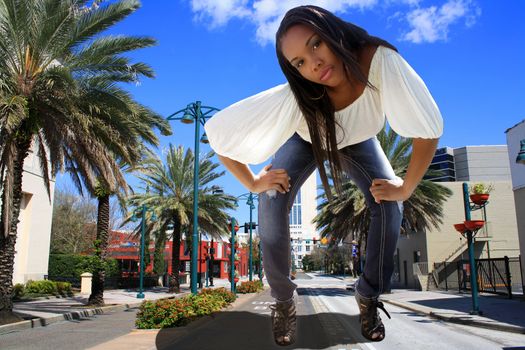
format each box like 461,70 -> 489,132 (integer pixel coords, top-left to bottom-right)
190,0 -> 252,27
189,0 -> 378,45
402,0 -> 481,43
188,0 -> 480,45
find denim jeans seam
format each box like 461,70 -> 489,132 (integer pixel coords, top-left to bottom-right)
340,152 -> 387,296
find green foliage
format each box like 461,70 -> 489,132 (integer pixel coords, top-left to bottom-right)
13,280 -> 72,299
236,280 -> 264,294
470,182 -> 494,195
48,254 -> 120,279
135,287 -> 236,329
314,127 -> 453,248
25,280 -> 58,295
200,287 -> 237,304
55,282 -> 73,296
12,284 -> 25,299
153,235 -> 166,275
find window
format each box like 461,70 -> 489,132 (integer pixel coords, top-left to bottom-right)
306,245 -> 310,252
289,190 -> 302,226
297,245 -> 302,252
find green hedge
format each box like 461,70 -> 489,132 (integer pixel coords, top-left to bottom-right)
13,280 -> 72,299
136,287 -> 236,329
48,254 -> 120,279
236,280 -> 264,294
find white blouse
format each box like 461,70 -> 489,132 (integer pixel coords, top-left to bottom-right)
204,46 -> 443,165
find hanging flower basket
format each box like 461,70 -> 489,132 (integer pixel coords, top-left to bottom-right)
228,274 -> 240,283
464,220 -> 485,231
453,223 -> 466,233
470,193 -> 489,205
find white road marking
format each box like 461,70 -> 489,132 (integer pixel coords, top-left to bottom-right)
308,289 -> 377,350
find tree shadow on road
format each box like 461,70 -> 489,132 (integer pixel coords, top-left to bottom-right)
155,310 -> 365,350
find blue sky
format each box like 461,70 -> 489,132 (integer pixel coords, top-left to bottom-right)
57,0 -> 525,226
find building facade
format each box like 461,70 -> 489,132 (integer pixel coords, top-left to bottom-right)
395,145 -> 519,289
106,231 -> 250,280
505,120 -> 525,286
290,171 -> 318,269
12,143 -> 56,284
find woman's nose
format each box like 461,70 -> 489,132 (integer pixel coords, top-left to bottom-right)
312,58 -> 322,72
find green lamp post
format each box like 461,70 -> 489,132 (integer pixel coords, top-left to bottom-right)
167,102 -> 220,295
459,182 -> 488,315
235,192 -> 259,281
229,217 -> 239,293
132,203 -> 156,299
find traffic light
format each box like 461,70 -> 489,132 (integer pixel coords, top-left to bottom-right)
243,222 -> 257,233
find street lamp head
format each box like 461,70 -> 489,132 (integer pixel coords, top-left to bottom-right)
181,110 -> 194,124
516,139 -> 525,165
200,132 -> 209,144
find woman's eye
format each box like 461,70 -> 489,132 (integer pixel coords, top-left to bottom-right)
295,60 -> 304,69
313,39 -> 321,50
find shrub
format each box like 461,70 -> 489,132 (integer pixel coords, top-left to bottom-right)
200,287 -> 237,303
25,280 -> 58,295
13,283 -> 25,299
236,280 -> 264,294
48,254 -> 120,280
56,282 -> 73,296
136,287 -> 236,329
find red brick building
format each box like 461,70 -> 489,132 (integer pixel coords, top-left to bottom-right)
106,230 -> 249,279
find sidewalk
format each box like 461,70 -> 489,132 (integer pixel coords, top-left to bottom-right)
314,271 -> 525,334
338,274 -> 525,334
1,278 -> 235,335
380,289 -> 525,334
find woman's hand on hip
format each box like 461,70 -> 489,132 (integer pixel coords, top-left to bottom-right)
252,164 -> 291,194
369,178 -> 410,203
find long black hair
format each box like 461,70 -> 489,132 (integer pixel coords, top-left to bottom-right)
276,5 -> 396,198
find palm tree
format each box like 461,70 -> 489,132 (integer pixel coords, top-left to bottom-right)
128,145 -> 236,293
313,128 -> 453,254
0,0 -> 171,322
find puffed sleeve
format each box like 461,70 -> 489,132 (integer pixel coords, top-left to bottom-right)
379,47 -> 443,138
204,83 -> 302,165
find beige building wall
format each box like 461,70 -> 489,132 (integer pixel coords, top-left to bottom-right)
291,171 -> 317,267
11,144 -> 55,284
395,181 -> 519,289
505,119 -> 525,286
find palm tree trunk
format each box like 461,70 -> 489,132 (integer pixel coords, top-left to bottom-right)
88,194 -> 110,306
0,137 -> 32,325
169,219 -> 181,293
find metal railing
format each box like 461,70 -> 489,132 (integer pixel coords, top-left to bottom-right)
433,256 -> 523,298
413,262 -> 429,276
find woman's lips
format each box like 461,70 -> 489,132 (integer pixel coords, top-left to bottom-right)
319,66 -> 333,82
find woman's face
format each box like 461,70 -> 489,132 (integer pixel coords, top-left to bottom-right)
280,24 -> 346,89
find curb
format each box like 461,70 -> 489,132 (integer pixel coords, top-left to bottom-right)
0,292 -> 192,335
382,299 -> 525,335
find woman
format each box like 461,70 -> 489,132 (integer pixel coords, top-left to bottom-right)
204,5 -> 442,346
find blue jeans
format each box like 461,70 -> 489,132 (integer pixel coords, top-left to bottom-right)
258,133 -> 403,301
